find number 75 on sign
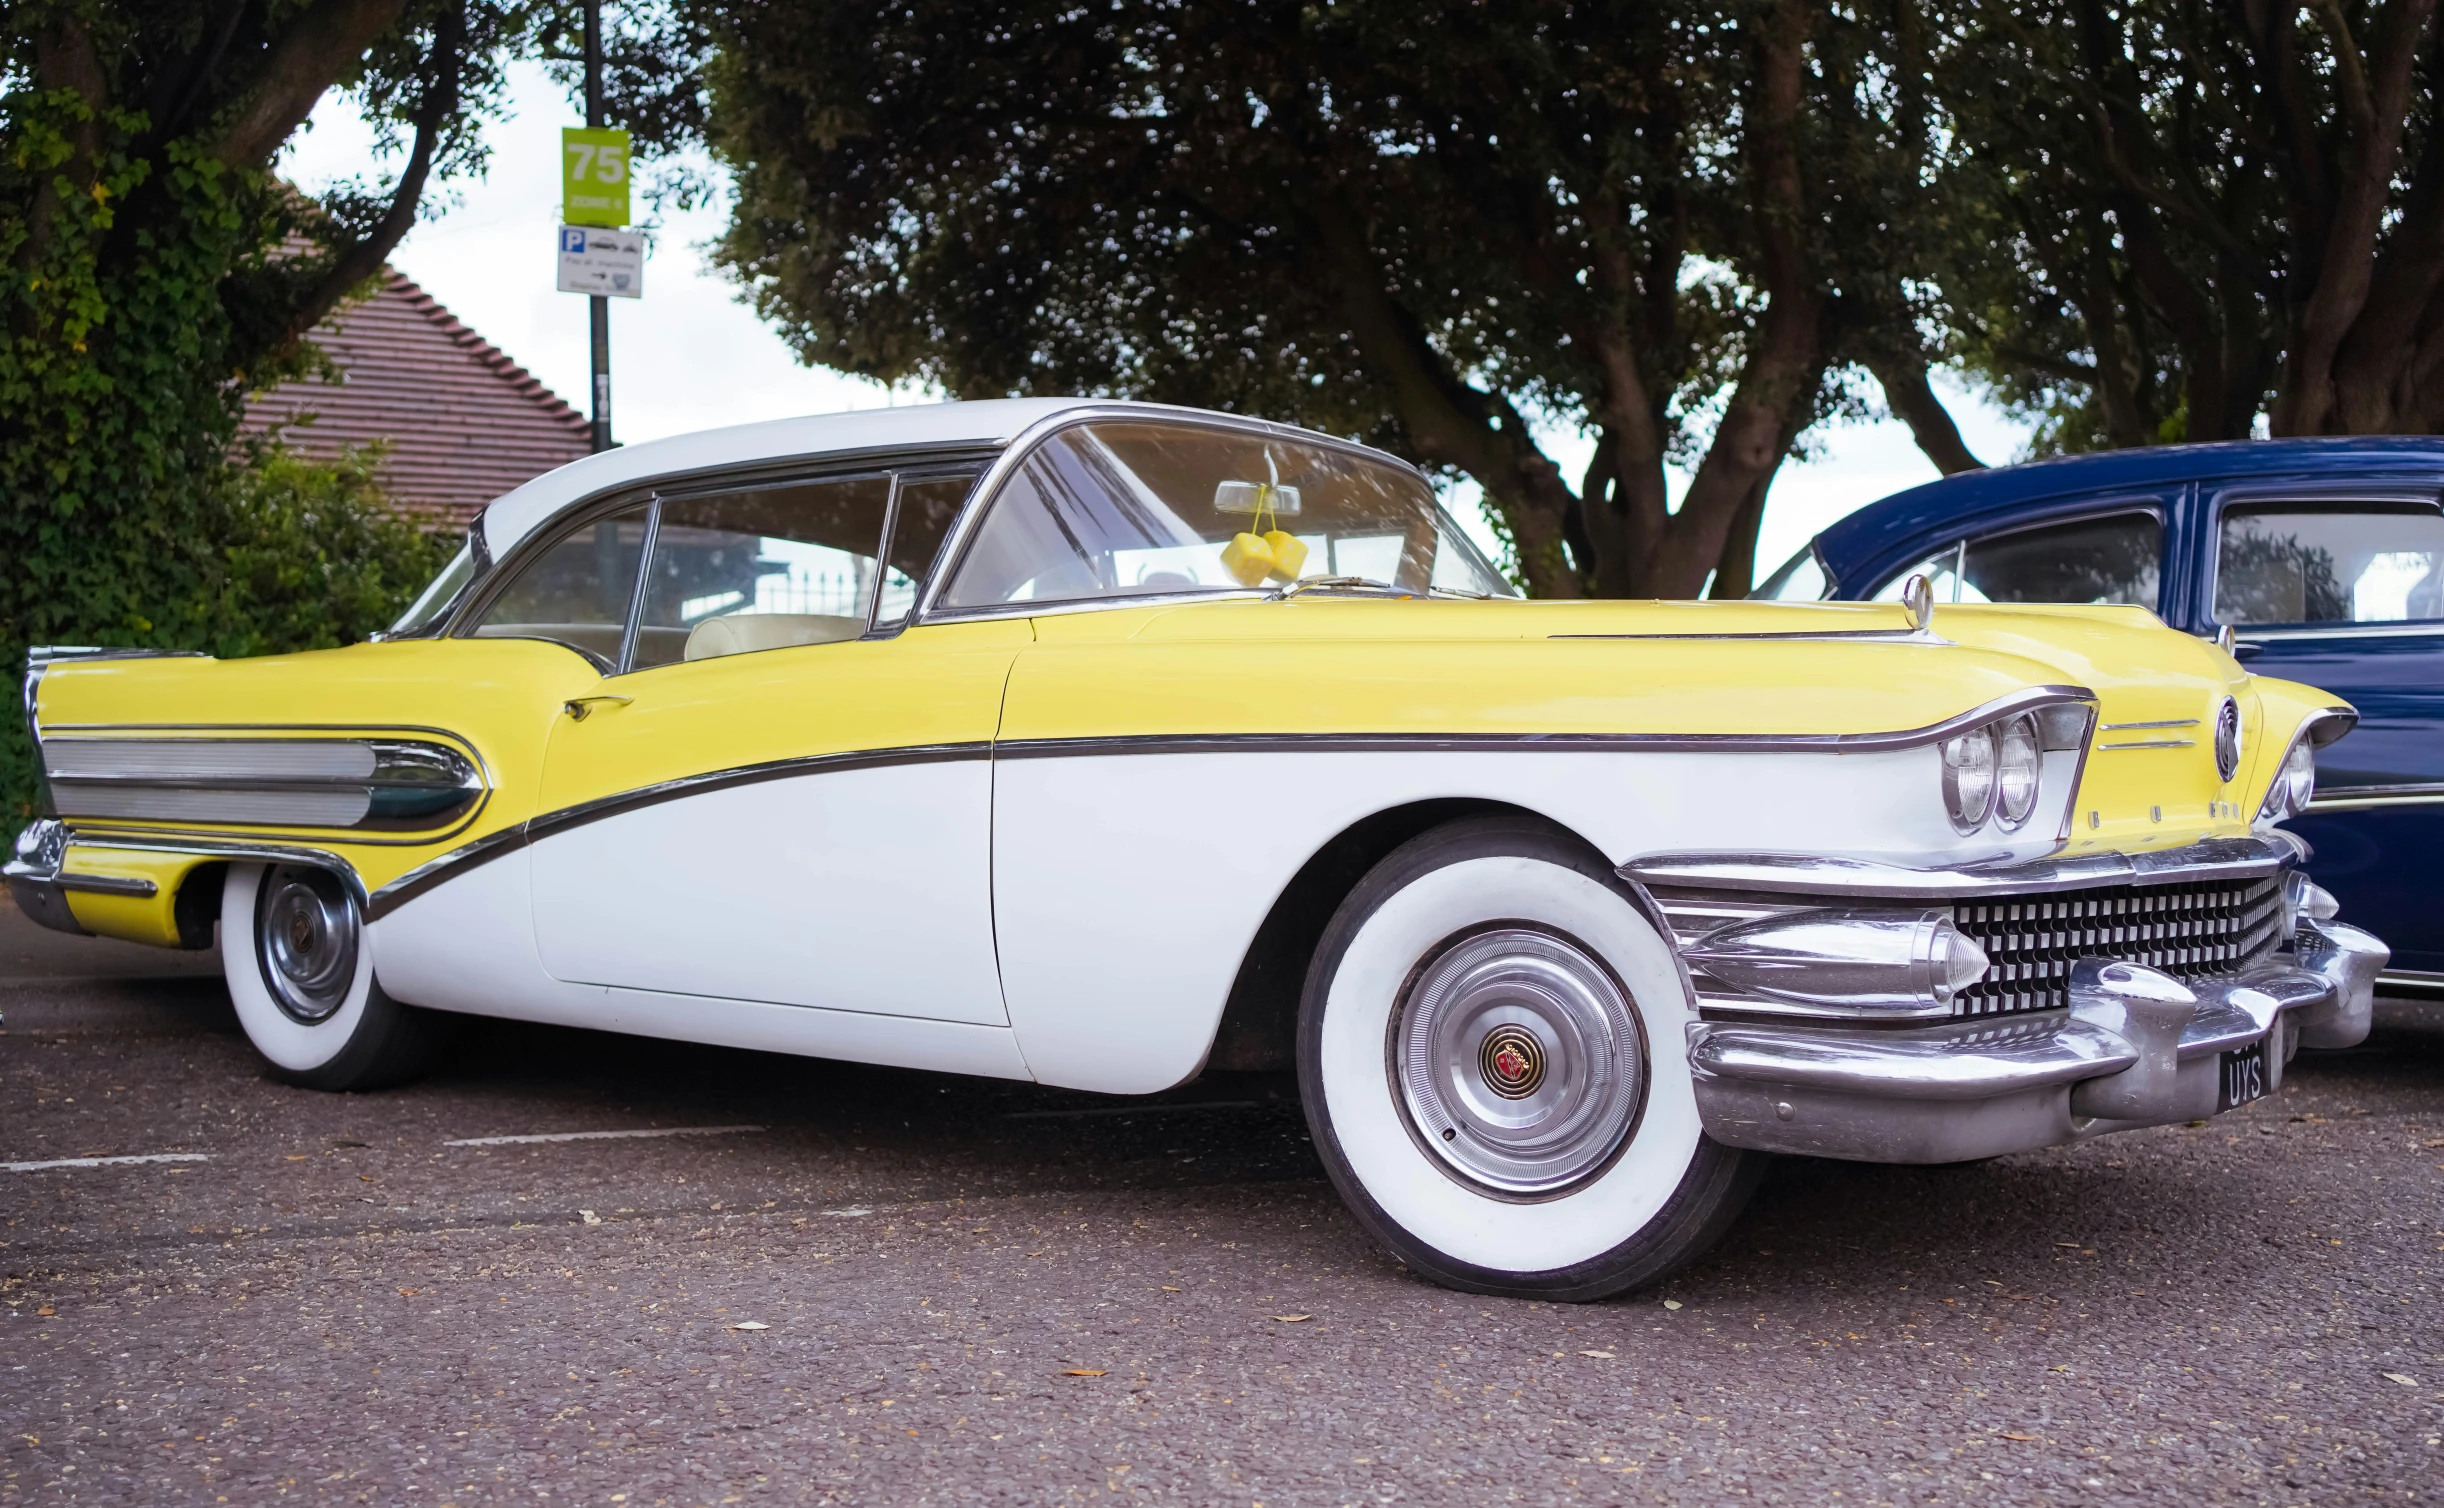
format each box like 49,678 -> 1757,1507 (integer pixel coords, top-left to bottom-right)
562,127 -> 631,228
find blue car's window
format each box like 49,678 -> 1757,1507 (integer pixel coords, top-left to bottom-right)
2215,501 -> 2444,627
1876,511 -> 2161,610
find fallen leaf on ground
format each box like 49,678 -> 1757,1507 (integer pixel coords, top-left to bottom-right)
1579,1350 -> 1615,1359
358,1174 -> 377,1183
580,1210 -> 602,1225
1161,1286 -> 1182,1292
1272,1314 -> 1312,1323
2000,1432 -> 2041,1442
1662,1300 -> 1683,1311
730,1321 -> 771,1331
1060,1369 -> 1107,1377
2384,1372 -> 2418,1387
397,1288 -> 418,1297
284,1155 -> 309,1162
34,1307 -> 53,1317
2052,1241 -> 2082,1248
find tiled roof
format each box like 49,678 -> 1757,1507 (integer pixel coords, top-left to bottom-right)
241,269 -> 593,529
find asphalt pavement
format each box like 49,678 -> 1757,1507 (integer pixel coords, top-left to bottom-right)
1,893 -> 2438,1506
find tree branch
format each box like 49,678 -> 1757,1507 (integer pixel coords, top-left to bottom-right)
1869,358 -> 1986,473
271,3 -> 465,357
210,0 -> 417,169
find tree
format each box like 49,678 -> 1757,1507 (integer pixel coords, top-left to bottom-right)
1931,0 -> 2443,449
1,0 -> 544,823
687,0 -> 1968,598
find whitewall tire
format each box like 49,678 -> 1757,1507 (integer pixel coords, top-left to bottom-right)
1298,816 -> 1759,1300
223,863 -> 449,1090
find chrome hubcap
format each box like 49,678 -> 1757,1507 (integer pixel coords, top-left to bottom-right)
256,866 -> 357,1024
1394,928 -> 1644,1196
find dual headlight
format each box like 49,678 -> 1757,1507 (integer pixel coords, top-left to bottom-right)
2259,737 -> 2317,821
1939,714 -> 2044,833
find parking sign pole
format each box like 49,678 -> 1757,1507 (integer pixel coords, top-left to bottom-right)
584,0 -> 611,452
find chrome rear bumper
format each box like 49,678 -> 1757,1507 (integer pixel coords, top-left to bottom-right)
1686,920 -> 2385,1163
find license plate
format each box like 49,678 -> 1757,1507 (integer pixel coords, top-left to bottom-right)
2218,1039 -> 2269,1112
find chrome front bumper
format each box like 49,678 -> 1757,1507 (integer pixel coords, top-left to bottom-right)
1684,920 -> 2386,1163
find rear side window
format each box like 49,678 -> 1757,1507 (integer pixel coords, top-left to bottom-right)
2214,500 -> 2444,627
1876,511 -> 2162,609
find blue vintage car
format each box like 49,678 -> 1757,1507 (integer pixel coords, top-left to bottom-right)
1760,437 -> 2444,986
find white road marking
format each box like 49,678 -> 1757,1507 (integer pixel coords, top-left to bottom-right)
4,1153 -> 212,1173
442,1125 -> 764,1147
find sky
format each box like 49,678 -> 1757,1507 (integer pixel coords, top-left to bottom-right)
280,62 -> 2032,587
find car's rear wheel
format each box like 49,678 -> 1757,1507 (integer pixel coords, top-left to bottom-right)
1298,816 -> 1759,1300
222,863 -> 449,1090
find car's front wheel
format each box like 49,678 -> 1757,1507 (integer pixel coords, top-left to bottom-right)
1298,816 -> 1759,1300
222,862 -> 449,1090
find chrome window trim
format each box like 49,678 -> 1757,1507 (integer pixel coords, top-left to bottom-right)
912,405 -> 1506,625
2204,484 -> 2444,635
1868,501 -> 2168,608
442,442 -> 1004,643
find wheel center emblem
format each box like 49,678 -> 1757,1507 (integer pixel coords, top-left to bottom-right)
1478,1025 -> 1546,1100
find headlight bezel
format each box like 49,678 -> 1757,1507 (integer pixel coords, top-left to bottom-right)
1993,714 -> 2043,831
1939,724 -> 2000,833
2259,735 -> 2317,822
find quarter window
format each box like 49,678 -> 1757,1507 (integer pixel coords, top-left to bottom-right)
467,503 -> 652,665
1876,511 -> 2161,609
2214,500 -> 2444,627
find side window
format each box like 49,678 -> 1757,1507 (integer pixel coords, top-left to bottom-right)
1875,512 -> 2161,609
2214,499 -> 2444,627
874,472 -> 976,631
468,503 -> 651,665
633,475 -> 893,670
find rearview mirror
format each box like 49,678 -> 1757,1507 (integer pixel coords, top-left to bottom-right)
1214,481 -> 1301,516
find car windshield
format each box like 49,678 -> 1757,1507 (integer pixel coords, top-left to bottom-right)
937,419 -> 1514,609
389,544 -> 476,635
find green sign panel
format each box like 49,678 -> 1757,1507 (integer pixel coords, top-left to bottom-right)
561,127 -> 632,228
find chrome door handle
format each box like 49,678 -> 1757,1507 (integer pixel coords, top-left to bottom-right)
562,695 -> 633,722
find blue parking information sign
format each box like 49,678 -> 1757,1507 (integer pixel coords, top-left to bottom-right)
556,225 -> 644,298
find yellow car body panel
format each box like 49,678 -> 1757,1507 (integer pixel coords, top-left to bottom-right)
26,594 -> 2345,949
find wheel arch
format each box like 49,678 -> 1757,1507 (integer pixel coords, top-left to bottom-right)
1204,798 -> 1608,1073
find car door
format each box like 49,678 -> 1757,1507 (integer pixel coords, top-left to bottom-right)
2203,483 -> 2444,975
517,465 -> 1029,1024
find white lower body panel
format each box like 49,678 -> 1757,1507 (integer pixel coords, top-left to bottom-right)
994,746 -> 1944,1095
371,840 -> 1030,1081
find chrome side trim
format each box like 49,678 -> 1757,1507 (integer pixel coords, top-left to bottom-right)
995,687 -> 2098,762
2306,781 -> 2444,811
52,872 -> 158,898
60,835 -> 367,907
2098,738 -> 2194,751
2235,622 -> 2444,642
2100,719 -> 2198,730
42,736 -> 487,835
1623,834 -> 2294,899
1551,627 -> 1946,645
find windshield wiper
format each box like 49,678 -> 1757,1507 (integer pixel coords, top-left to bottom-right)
1275,575 -> 1403,599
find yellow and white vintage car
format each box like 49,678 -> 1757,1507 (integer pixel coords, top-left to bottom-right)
6,400 -> 2388,1299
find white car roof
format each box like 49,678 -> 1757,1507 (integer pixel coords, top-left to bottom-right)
474,397 -> 1094,560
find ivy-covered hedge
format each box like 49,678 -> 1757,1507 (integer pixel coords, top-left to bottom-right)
3,83 -> 448,833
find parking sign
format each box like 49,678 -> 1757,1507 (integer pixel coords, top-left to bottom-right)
557,225 -> 644,298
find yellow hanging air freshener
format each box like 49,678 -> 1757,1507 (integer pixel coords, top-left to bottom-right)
1222,531 -> 1276,586
1263,530 -> 1308,582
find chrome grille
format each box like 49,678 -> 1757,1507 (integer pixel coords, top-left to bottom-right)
1950,877 -> 2285,1016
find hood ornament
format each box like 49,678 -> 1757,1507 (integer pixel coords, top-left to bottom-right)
1900,572 -> 1936,633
